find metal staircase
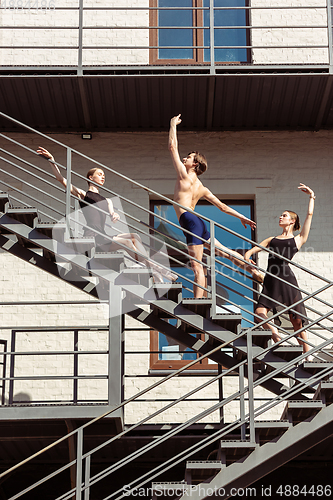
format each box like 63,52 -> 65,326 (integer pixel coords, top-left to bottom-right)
0,112 -> 333,499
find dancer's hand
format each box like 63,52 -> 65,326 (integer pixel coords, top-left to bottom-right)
298,183 -> 315,199
240,216 -> 256,230
111,212 -> 120,222
170,114 -> 182,127
244,251 -> 256,265
37,147 -> 54,162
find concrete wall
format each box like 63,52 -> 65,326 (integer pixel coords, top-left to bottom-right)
0,0 -> 329,67
0,128 -> 332,423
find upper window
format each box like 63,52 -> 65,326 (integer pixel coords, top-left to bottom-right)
150,0 -> 249,65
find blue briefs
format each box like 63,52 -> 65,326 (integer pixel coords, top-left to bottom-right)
179,211 -> 211,246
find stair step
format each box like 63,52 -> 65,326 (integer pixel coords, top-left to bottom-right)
151,482 -> 188,500
182,297 -> 212,316
7,207 -> 39,227
181,299 -> 242,333
254,420 -> 291,443
281,400 -> 325,424
0,193 -> 9,213
220,440 -> 258,464
211,306 -> 242,333
35,222 -> 66,239
89,251 -> 127,272
185,460 -> 224,483
263,346 -> 303,373
272,346 -> 303,360
249,329 -> 272,348
313,381 -> 333,405
302,360 -> 333,375
233,330 -> 272,361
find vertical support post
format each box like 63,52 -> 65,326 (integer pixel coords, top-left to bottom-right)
210,220 -> 216,316
73,330 -> 79,404
66,148 -> 72,241
0,340 -> 7,405
327,0 -> 333,71
78,0 -> 84,76
84,455 -> 91,500
218,363 -> 224,426
73,199 -> 81,238
239,363 -> 246,440
9,330 -> 16,405
209,0 -> 215,74
247,329 -> 255,443
108,282 -> 124,408
76,428 -> 83,500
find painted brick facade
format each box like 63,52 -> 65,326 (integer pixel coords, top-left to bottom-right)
0,0 -> 329,67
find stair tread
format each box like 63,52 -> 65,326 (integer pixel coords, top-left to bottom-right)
186,461 -> 223,469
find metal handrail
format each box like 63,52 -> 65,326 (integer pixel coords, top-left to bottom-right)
0,2 -> 330,74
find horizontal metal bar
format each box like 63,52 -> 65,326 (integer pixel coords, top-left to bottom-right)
0,6 -> 323,10
2,375 -> 108,381
0,65 -> 328,72
0,25 -> 328,30
0,301 -> 101,305
1,350 -> 108,356
0,45 -> 328,50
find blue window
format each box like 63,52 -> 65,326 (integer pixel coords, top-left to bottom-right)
149,200 -> 255,369
150,0 -> 249,64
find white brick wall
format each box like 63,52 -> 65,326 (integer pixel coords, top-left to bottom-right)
251,0 -> 328,64
0,0 -> 329,67
1,128 -> 332,423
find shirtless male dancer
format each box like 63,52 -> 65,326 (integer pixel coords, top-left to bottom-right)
169,114 -> 264,298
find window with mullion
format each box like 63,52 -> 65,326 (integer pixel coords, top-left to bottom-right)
150,0 -> 249,65
149,199 -> 255,370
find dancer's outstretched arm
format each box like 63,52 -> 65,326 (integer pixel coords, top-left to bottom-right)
37,146 -> 85,199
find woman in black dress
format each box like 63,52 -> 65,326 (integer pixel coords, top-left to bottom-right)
245,183 -> 315,358
37,147 -> 176,282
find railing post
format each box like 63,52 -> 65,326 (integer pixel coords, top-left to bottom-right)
66,148 -> 72,240
327,0 -> 333,71
78,0 -> 84,76
84,455 -> 91,500
239,363 -> 246,440
8,330 -> 16,405
108,282 -> 123,408
76,428 -> 83,499
209,0 -> 215,74
210,220 -> 216,316
73,330 -> 79,404
247,329 -> 255,443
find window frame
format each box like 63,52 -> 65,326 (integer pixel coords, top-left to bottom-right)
149,0 -> 250,66
149,198 -> 255,372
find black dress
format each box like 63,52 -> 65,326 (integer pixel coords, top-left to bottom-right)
257,237 -> 308,326
79,191 -> 112,248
